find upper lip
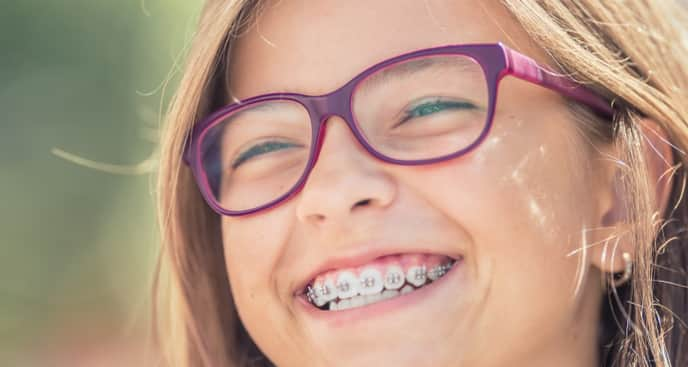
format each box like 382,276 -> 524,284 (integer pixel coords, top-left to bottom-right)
292,242 -> 464,297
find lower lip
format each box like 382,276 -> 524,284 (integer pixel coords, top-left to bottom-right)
295,258 -> 465,327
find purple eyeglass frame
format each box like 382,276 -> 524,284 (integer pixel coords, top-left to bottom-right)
183,42 -> 613,217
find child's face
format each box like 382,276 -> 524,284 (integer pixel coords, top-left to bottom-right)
221,0 -> 613,365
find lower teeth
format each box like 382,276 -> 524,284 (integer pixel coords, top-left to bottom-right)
332,287 -> 407,311
317,260 -> 455,311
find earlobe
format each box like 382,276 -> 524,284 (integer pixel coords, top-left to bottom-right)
589,117 -> 675,275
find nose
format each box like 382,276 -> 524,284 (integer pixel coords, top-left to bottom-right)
294,115 -> 397,227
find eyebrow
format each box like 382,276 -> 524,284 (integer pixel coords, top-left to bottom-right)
233,101 -> 293,115
233,55 -> 482,103
360,56 -> 480,90
229,101 -> 307,124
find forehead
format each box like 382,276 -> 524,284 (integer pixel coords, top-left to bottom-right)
227,0 -> 536,99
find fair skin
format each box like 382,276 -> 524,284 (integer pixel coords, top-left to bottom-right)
217,1 -> 671,366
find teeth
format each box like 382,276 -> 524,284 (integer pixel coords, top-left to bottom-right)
351,295 -> 365,308
366,293 -> 382,304
358,268 -> 384,295
338,294 -> 392,311
307,277 -> 338,307
335,271 -> 360,299
400,284 -> 414,295
382,289 -> 400,300
306,285 -> 318,305
324,288 -> 409,312
308,260 -> 457,310
428,263 -> 452,281
406,265 -> 427,287
320,278 -> 337,302
383,265 -> 405,290
313,286 -> 328,307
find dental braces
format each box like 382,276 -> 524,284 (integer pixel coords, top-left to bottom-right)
413,265 -> 427,281
386,272 -> 403,285
305,262 -> 454,304
361,276 -> 377,288
427,262 -> 453,280
336,281 -> 351,293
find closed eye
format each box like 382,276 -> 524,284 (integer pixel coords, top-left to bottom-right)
232,140 -> 303,169
394,99 -> 479,128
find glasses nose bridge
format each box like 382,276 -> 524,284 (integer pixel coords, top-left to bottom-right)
304,86 -> 374,174
309,85 -> 356,131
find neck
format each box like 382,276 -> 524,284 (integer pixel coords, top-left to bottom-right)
507,272 -> 604,367
535,272 -> 604,367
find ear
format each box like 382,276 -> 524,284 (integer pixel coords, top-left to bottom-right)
640,118 -> 675,218
589,117 -> 675,274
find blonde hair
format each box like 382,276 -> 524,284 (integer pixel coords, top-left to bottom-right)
153,1 -> 688,366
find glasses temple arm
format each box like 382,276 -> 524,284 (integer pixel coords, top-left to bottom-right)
502,46 -> 614,118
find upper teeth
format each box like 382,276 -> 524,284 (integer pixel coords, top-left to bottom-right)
428,263 -> 452,280
383,265 -> 405,290
358,268 -> 384,295
334,271 -> 359,300
306,261 -> 454,308
406,265 -> 427,287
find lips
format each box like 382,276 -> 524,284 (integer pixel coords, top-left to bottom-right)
293,245 -> 464,299
296,255 -> 467,326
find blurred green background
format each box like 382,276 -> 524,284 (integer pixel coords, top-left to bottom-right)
1,1 -> 202,366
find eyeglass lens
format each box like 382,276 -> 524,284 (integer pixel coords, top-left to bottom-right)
199,54 -> 489,212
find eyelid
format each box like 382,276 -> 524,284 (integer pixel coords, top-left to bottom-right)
232,140 -> 279,168
396,97 -> 477,125
231,139 -> 303,169
394,97 -> 443,124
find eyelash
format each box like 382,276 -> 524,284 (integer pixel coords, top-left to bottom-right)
232,140 -> 301,169
230,99 -> 477,168
397,99 -> 476,126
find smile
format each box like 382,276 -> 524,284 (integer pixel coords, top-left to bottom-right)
303,253 -> 461,311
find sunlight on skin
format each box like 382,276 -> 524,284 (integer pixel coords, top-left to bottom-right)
487,121 -> 596,300
220,1 -> 615,366
509,145 -> 551,231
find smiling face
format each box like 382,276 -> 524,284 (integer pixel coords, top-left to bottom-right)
220,0 -> 615,366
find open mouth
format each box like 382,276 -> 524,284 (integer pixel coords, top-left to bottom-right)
301,253 -> 461,312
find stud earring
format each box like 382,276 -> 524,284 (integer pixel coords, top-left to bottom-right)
611,252 -> 633,287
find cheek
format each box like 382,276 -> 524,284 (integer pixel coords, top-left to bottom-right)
400,113 -> 599,337
220,212 -> 312,364
415,113 -> 595,253
221,212 -> 291,322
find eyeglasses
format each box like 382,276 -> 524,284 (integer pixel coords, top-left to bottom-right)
183,42 -> 612,216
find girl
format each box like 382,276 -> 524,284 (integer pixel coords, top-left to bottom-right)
154,1 -> 688,366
